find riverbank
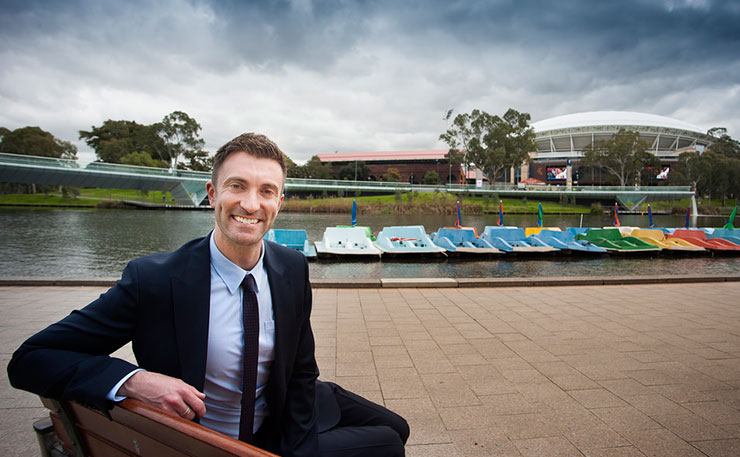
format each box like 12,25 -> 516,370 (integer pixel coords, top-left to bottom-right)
4,190 -> 736,216
2,274 -> 738,288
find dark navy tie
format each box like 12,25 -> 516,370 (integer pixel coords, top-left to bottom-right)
238,273 -> 260,442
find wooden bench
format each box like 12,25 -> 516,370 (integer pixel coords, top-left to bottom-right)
36,397 -> 277,457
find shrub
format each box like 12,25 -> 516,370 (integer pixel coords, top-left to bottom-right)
423,170 -> 440,185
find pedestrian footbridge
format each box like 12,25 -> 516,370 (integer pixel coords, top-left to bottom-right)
0,153 -> 695,211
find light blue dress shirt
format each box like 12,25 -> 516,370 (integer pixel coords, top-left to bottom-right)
200,234 -> 276,438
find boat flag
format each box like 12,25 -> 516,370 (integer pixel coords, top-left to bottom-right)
455,200 -> 462,227
648,205 -> 654,228
351,199 -> 357,226
613,203 -> 620,227
685,206 -> 690,229
537,202 -> 543,227
498,201 -> 504,226
724,205 -> 737,230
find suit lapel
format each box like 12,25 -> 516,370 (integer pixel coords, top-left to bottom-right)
171,236 -> 212,392
264,240 -> 290,351
263,241 -> 293,405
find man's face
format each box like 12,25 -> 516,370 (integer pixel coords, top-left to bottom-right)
206,151 -> 284,254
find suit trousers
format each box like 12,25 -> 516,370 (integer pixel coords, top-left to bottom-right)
318,382 -> 410,457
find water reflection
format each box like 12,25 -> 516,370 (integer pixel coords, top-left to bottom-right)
0,208 -> 737,279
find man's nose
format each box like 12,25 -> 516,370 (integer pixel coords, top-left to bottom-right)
240,191 -> 260,212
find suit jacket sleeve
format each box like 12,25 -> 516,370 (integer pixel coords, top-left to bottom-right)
7,261 -> 142,411
278,256 -> 319,457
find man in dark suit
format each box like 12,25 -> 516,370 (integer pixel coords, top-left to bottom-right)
8,133 -> 407,457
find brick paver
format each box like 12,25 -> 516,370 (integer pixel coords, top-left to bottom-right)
2,282 -> 740,456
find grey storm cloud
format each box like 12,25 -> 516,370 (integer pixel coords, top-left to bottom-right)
1,0 -> 739,160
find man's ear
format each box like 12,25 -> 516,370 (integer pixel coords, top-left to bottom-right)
206,181 -> 216,208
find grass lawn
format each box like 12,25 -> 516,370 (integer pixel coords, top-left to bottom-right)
0,188 -> 174,207
280,192 -> 594,214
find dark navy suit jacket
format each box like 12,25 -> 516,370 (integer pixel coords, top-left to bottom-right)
8,235 -> 319,457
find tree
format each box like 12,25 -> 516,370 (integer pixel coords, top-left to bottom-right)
56,139 -> 78,160
423,170 -> 440,185
297,156 -> 334,179
381,167 -> 401,182
178,148 -> 213,171
285,155 -> 299,178
80,120 -> 165,165
670,150 -> 704,191
439,110 -> 485,183
0,126 -> 10,148
707,127 -> 740,160
488,109 -> 536,183
0,126 -> 76,159
0,126 -> 78,193
339,161 -> 370,180
580,129 -> 655,187
120,151 -> 167,168
439,108 -> 535,184
158,111 -> 207,171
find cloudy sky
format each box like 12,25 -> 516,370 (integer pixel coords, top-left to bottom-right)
1,0 -> 738,163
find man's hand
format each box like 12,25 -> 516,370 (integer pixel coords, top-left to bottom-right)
117,371 -> 206,420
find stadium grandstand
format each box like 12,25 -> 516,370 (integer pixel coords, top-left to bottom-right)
528,111 -> 712,185
316,111 -> 712,185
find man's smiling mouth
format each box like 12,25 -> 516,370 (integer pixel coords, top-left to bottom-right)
234,215 -> 259,225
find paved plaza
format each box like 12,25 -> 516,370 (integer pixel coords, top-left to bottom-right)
2,281 -> 740,456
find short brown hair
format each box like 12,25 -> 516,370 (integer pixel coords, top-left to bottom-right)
212,133 -> 287,185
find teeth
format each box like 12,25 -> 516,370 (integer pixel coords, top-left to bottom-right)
234,216 -> 259,224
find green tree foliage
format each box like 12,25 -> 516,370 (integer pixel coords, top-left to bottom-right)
423,170 -> 440,185
0,126 -> 77,159
339,161 -> 370,180
80,120 -> 166,165
670,150 -> 704,191
0,126 -> 78,193
291,156 -> 334,179
79,112 -> 210,171
439,108 -> 535,184
707,128 -> 740,159
0,127 -> 10,144
671,129 -> 740,203
381,167 -> 401,182
120,151 -> 166,168
285,155 -> 299,177
580,129 -> 658,187
159,111 -> 208,171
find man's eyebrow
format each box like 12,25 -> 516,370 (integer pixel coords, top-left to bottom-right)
222,176 -> 246,184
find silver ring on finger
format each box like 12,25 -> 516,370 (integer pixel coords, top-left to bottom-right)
182,406 -> 191,417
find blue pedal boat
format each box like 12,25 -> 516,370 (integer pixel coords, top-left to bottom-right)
704,228 -> 740,245
374,225 -> 447,257
267,229 -> 317,259
480,226 -> 559,255
530,229 -> 608,254
431,227 -> 501,255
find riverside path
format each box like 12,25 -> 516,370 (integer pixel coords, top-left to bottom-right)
2,280 -> 740,456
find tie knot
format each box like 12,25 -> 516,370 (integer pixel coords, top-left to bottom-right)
241,273 -> 257,293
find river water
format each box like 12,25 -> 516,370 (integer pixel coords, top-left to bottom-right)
0,208 -> 737,279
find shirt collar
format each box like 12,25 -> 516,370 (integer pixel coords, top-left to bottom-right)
209,232 -> 266,295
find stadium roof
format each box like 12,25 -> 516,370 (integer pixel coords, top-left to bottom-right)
531,111 -> 705,135
316,149 -> 449,162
